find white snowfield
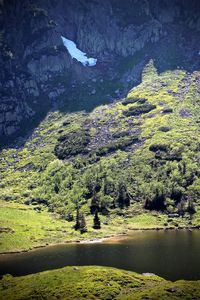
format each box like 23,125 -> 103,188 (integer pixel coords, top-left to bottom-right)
61,36 -> 97,66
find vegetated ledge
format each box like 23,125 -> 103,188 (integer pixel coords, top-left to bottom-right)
1,226 -> 200,256
0,266 -> 200,300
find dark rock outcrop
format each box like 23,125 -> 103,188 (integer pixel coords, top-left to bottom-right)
1,0 -> 200,141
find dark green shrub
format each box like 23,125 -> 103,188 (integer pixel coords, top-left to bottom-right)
112,131 -> 129,138
149,144 -> 168,152
162,108 -> 173,114
96,136 -> 139,156
54,129 -> 90,159
123,103 -> 156,117
61,212 -> 74,221
158,126 -> 171,132
62,121 -> 71,126
122,97 -> 147,105
187,200 -> 196,215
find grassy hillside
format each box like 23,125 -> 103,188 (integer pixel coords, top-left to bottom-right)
0,266 -> 200,300
0,200 -> 172,253
0,60 -> 200,251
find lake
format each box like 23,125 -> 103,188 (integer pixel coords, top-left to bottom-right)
0,230 -> 200,281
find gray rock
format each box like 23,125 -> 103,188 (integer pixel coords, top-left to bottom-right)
142,273 -> 156,277
6,125 -> 17,136
91,89 -> 96,95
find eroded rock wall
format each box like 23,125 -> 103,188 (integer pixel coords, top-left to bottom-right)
0,0 -> 200,140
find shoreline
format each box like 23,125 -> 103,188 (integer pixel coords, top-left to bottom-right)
0,225 -> 199,256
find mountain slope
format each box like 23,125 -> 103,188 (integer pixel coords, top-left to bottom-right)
1,0 -> 200,140
0,61 -> 200,249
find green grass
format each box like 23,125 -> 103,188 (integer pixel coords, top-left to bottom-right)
0,200 -> 197,253
0,266 -> 200,300
0,200 -> 78,253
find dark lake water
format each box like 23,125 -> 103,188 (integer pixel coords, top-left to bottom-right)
0,230 -> 200,281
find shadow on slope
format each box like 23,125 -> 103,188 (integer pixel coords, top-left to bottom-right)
1,23 -> 200,150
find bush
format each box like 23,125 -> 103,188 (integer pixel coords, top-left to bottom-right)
96,136 -> 139,156
123,103 -> 156,117
61,212 -> 74,221
149,144 -> 168,152
162,108 -> 173,114
158,126 -> 171,132
54,129 -> 90,159
122,97 -> 147,105
112,131 -> 129,138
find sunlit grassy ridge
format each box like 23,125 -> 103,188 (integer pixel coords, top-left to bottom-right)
0,266 -> 200,300
0,61 -> 200,252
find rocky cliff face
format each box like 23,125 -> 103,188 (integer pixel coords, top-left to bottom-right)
0,0 -> 200,141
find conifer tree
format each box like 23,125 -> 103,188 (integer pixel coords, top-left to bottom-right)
74,208 -> 80,230
188,199 -> 195,215
79,213 -> 87,234
90,191 -> 99,214
116,182 -> 130,208
93,209 -> 101,229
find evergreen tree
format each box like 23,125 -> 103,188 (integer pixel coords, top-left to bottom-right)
74,208 -> 80,230
93,209 -> 101,229
177,200 -> 185,216
95,173 -> 101,193
187,199 -> 196,215
144,186 -> 165,211
116,182 -> 130,208
54,183 -> 59,194
79,213 -> 87,234
90,191 -> 99,214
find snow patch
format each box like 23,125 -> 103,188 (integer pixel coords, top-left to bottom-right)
61,36 -> 97,66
